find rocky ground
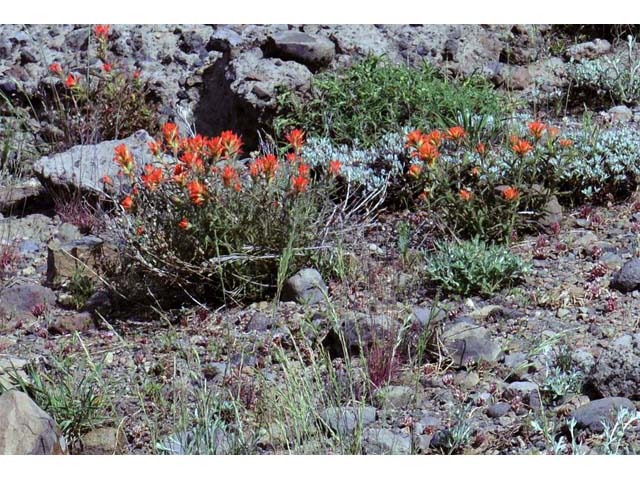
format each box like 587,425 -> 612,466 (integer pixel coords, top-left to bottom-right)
3,24 -> 640,455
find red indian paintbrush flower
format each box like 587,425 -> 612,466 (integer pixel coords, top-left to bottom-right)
559,138 -> 573,147
162,122 -> 179,148
64,73 -> 78,88
445,125 -> 466,141
93,24 -> 110,40
476,142 -> 486,156
291,174 -> 309,193
221,164 -> 240,190
172,163 -> 187,184
502,186 -> 519,201
527,120 -> 546,140
120,195 -> 133,210
250,154 -> 279,180
413,142 -> 439,166
101,175 -> 113,185
511,138 -> 533,157
220,130 -> 243,159
101,62 -> 112,73
141,164 -> 163,191
285,128 -> 305,151
408,164 -> 422,178
405,129 -> 423,148
329,159 -> 341,176
187,180 -> 207,205
49,62 -> 62,74
113,144 -> 135,176
459,189 -> 472,201
178,218 -> 191,230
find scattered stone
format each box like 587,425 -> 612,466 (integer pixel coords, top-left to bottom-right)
608,105 -> 633,124
442,319 -> 502,367
539,195 -> 563,231
589,334 -> 640,399
265,31 -> 335,70
48,312 -> 95,334
566,39 -> 611,61
280,268 -> 328,305
0,355 -> 29,391
362,428 -> 412,454
0,282 -> 56,319
375,385 -> 415,410
79,427 -> 128,455
46,235 -> 115,283
610,258 -> 640,293
505,381 -> 542,409
487,402 -> 511,418
0,390 -> 66,454
570,397 -> 636,433
319,406 -> 376,436
0,213 -> 54,243
0,180 -> 48,215
411,305 -> 447,328
245,312 -> 274,332
572,231 -> 599,254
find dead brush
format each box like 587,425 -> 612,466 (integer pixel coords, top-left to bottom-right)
52,188 -> 105,235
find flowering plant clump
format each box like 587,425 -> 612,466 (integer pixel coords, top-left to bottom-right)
404,120 -> 576,242
108,125 -> 344,305
42,24 -> 156,151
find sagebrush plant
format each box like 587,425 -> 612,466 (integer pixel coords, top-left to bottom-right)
569,35 -> 640,106
108,125 -> 345,305
274,55 -> 508,148
40,24 -> 157,152
424,237 -> 529,296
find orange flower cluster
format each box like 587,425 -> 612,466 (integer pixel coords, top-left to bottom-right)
250,153 -> 280,180
445,125 -> 466,141
141,164 -> 163,191
114,144 -> 135,176
527,120 -> 546,140
405,129 -> 442,166
285,128 -> 305,152
510,137 -> 533,157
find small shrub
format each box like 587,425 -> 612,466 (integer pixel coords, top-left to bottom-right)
424,237 -> 529,297
569,35 -> 640,106
38,24 -> 157,152
109,125 -> 345,306
68,267 -> 96,310
274,55 -> 509,147
0,243 -> 20,279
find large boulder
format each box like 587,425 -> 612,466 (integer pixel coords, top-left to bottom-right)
265,31 -> 335,70
34,130 -> 155,193
0,390 -> 66,454
280,268 -> 328,305
0,282 -> 56,320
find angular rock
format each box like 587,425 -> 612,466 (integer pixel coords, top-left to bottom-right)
0,282 -> 56,319
589,333 -> 640,399
34,130 -> 155,193
362,428 -> 412,454
442,319 -> 502,367
0,355 -> 29,391
48,312 -> 95,334
0,390 -> 66,454
570,397 -> 635,433
610,258 -> 640,293
47,235 -> 115,283
265,31 -> 335,70
608,105 -> 633,124
280,268 -> 328,305
319,406 -> 376,436
375,385 -> 415,410
0,180 -> 48,215
0,213 -> 54,243
79,427 -> 127,455
566,39 -> 611,61
487,402 -> 511,418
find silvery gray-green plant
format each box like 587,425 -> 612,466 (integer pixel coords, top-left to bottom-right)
570,35 -> 640,105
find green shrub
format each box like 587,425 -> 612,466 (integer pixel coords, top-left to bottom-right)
109,126 -> 345,306
274,55 -> 509,147
424,237 -> 529,296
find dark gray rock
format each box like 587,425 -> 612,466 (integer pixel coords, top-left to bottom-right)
319,406 -> 376,436
442,319 -> 502,367
570,397 -> 635,433
280,268 -> 328,305
611,258 -> 640,293
487,402 -> 511,418
589,334 -> 640,399
245,312 -> 274,332
265,31 -> 335,70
